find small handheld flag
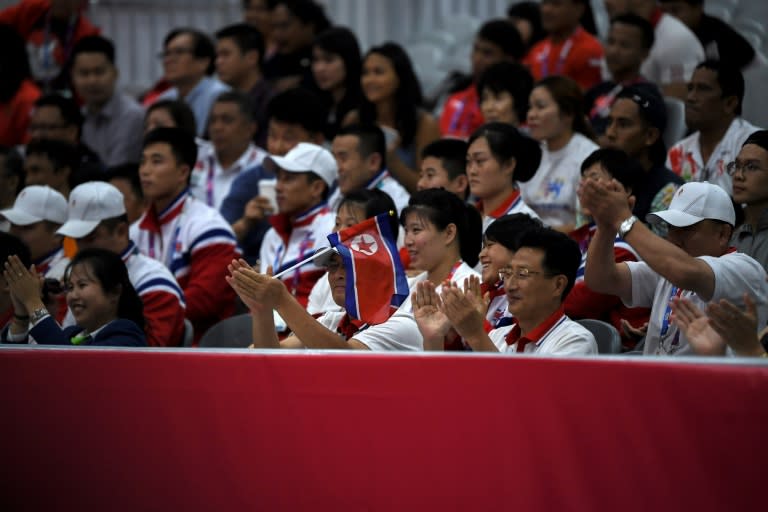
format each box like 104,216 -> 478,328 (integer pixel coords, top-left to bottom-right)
326,211 -> 408,324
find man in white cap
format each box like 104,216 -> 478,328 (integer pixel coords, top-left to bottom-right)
579,179 -> 768,355
0,185 -> 70,321
259,142 -> 337,308
57,182 -> 187,347
1,185 -> 69,280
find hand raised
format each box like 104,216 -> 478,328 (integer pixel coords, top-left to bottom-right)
439,281 -> 485,340
671,297 -> 726,356
412,280 -> 450,349
3,255 -> 43,311
226,259 -> 285,312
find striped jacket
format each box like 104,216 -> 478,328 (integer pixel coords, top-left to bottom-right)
131,189 -> 239,338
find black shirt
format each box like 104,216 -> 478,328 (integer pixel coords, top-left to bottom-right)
695,15 -> 755,70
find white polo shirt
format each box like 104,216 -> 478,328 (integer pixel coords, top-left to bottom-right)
488,310 -> 597,355
306,272 -> 344,316
401,261 -> 481,313
190,143 -> 267,210
520,133 -> 598,229
641,13 -> 705,86
666,117 -> 761,193
625,251 -> 768,356
317,309 -> 423,351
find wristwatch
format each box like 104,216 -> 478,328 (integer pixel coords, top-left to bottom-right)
29,307 -> 50,325
618,215 -> 639,239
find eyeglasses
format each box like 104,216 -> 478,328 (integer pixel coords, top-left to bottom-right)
726,161 -> 764,176
158,48 -> 195,59
498,266 -> 544,282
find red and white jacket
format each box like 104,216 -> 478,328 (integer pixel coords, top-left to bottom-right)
121,241 -> 187,346
477,189 -> 539,233
259,202 -> 335,308
131,189 -> 239,337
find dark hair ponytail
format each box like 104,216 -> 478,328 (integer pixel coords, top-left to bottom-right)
401,189 -> 482,267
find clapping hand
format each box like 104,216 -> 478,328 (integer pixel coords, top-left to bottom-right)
3,255 -> 44,314
412,280 -> 451,350
440,281 -> 485,341
226,259 -> 284,313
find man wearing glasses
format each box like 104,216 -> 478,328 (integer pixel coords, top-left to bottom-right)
731,130 -> 768,271
155,28 -> 229,137
579,177 -> 768,356
414,227 -> 597,355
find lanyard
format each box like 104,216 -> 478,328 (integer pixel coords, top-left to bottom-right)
41,13 -> 77,86
206,156 -> 216,207
658,285 -> 685,353
205,148 -> 260,206
540,28 -> 579,78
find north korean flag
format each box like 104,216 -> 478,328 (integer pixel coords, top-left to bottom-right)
326,212 -> 408,324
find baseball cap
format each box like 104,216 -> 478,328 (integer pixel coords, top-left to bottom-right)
57,182 -> 127,238
0,185 -> 68,226
264,142 -> 338,187
646,181 -> 735,227
618,83 -> 667,133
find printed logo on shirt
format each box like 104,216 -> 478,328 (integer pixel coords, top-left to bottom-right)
546,179 -> 565,198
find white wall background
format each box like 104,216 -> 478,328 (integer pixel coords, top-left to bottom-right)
1,0 -> 766,124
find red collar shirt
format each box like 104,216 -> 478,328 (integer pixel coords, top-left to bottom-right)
488,305 -> 597,355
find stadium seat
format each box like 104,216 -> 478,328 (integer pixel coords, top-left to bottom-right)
741,54 -> 768,127
198,314 -> 253,348
440,13 -> 482,44
182,318 -> 194,347
576,319 -> 622,354
663,96 -> 687,149
704,4 -> 732,22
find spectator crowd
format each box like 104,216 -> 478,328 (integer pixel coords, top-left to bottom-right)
1,0 -> 767,359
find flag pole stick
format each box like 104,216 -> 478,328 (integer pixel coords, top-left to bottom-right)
272,246 -> 333,279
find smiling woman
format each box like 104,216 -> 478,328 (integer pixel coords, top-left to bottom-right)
344,42 -> 441,194
2,249 -> 146,346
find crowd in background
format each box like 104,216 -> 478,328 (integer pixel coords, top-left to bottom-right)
1,0 -> 767,359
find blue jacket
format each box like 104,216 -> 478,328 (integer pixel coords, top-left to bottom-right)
220,163 -> 274,264
27,316 -> 147,347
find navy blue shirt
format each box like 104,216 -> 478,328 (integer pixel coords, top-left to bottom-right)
220,163 -> 274,264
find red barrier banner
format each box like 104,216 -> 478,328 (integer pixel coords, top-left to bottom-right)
0,347 -> 766,511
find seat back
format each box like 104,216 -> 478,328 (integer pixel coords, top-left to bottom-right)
663,96 -> 687,149
198,314 -> 253,348
182,318 -> 194,347
575,319 -> 622,354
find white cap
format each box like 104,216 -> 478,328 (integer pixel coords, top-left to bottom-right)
647,181 -> 735,227
0,185 -> 68,226
264,142 -> 338,187
56,182 -> 127,238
